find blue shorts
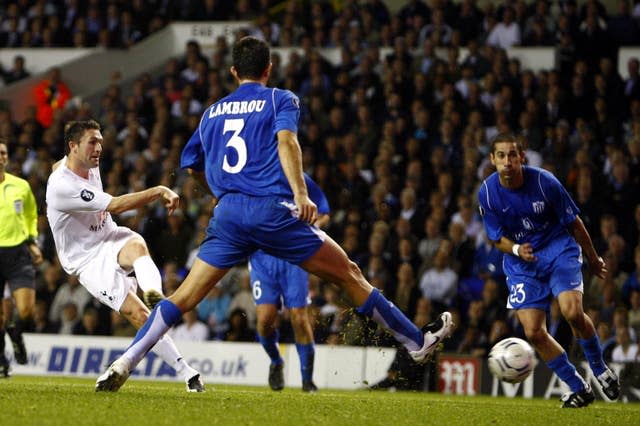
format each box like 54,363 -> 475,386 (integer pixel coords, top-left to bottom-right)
197,193 -> 325,269
249,250 -> 310,308
503,235 -> 583,310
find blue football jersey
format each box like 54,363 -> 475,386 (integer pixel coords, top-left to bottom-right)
477,166 -> 579,250
181,82 -> 300,198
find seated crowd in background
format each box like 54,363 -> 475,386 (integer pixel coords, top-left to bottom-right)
0,0 -> 639,366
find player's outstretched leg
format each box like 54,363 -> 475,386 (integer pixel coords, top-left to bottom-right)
356,289 -> 454,363
304,241 -> 454,361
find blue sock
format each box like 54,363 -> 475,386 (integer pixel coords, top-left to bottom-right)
356,288 -> 423,351
295,343 -> 315,383
124,300 -> 182,367
547,352 -> 587,393
258,330 -> 283,365
577,335 -> 606,376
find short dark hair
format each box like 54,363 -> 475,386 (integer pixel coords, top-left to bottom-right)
490,132 -> 524,154
64,120 -> 100,154
232,36 -> 270,80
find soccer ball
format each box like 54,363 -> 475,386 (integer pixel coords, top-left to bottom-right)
488,337 -> 537,383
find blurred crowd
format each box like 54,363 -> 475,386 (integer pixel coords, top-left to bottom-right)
1,0 -> 640,368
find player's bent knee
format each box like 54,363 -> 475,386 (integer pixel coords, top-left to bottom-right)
560,304 -> 582,324
123,237 -> 149,259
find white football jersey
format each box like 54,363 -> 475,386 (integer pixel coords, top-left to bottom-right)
46,158 -> 115,275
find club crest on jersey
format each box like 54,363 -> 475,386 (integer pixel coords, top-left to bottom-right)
532,201 -> 544,214
80,189 -> 94,202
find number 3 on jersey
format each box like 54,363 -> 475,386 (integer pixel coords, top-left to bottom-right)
222,118 -> 247,174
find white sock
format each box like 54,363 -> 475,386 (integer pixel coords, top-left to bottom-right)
133,255 -> 163,294
151,335 -> 199,381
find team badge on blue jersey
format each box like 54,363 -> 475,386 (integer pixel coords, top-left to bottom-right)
81,189 -> 94,202
532,201 -> 544,214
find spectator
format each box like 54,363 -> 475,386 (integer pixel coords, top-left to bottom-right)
3,55 -> 30,85
33,67 -> 71,128
154,208 -> 192,269
224,308 -> 255,342
72,306 -> 102,336
227,269 -> 256,328
419,240 -> 458,311
32,300 -> 56,334
611,327 -> 639,363
48,275 -> 92,327
486,7 -> 521,49
57,302 -> 80,335
628,289 -> 640,338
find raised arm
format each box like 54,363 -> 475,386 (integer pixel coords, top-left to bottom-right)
277,129 -> 317,223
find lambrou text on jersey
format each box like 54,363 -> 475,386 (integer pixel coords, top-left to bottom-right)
209,100 -> 266,118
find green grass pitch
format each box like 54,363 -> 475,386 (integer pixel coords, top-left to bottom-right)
1,376 -> 639,425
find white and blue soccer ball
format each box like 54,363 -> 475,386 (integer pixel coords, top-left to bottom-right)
488,337 -> 537,383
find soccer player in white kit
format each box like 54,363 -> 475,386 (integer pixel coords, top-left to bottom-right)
46,120 -> 204,392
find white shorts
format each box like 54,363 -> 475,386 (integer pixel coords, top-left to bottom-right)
77,226 -> 140,312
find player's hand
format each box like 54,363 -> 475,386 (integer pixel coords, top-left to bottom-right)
294,194 -> 318,224
518,242 -> 537,262
590,256 -> 607,279
28,243 -> 44,265
158,186 -> 180,215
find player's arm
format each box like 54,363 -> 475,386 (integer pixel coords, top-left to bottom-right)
277,129 -> 317,223
107,186 -> 179,215
568,216 -> 606,279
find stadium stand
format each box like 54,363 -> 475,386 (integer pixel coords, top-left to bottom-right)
1,0 -> 640,389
